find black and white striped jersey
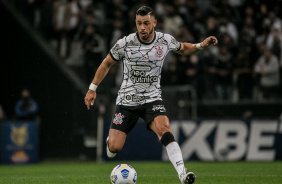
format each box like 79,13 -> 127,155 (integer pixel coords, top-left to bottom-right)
110,31 -> 181,106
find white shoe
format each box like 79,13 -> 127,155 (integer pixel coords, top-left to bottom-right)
106,136 -> 116,158
180,172 -> 196,184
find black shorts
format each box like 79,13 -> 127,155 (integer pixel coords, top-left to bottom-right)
110,100 -> 167,134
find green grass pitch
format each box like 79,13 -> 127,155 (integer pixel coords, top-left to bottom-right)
0,161 -> 281,184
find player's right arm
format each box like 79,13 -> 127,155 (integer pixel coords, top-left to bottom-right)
84,54 -> 116,110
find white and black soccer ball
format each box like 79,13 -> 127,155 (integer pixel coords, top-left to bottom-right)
110,164 -> 137,184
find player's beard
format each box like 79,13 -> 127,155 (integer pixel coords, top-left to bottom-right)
140,27 -> 154,42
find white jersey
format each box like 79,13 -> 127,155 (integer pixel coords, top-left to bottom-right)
110,31 -> 181,106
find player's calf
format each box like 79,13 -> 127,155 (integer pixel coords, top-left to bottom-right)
106,137 -> 117,158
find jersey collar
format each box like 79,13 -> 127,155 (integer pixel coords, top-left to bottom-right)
136,31 -> 156,45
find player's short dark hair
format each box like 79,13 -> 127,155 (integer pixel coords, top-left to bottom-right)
136,6 -> 155,17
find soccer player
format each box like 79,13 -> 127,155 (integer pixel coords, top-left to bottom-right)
84,6 -> 218,184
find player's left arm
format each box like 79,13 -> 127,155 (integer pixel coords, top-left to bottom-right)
176,36 -> 218,55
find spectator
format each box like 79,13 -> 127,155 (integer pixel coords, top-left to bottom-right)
266,25 -> 282,62
255,46 -> 280,100
201,46 -> 219,99
184,55 -> 204,100
15,89 -> 38,120
218,16 -> 238,45
255,4 -> 268,31
52,0 -> 66,57
76,11 -> 98,40
64,0 -> 82,58
191,9 -> 205,40
220,33 -> 237,55
215,47 -> 233,101
240,16 -> 256,55
265,10 -> 282,32
0,105 -> 7,123
205,16 -> 219,37
110,19 -> 124,47
256,20 -> 271,52
244,6 -> 254,19
82,25 -> 105,82
233,50 -> 254,100
163,5 -> 184,36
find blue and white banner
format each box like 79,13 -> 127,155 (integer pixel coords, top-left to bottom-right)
103,119 -> 282,161
0,122 -> 39,164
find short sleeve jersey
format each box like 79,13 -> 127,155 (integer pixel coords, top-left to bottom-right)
110,31 -> 181,106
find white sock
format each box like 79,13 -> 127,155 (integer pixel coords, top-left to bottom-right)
165,142 -> 186,179
107,145 -> 116,158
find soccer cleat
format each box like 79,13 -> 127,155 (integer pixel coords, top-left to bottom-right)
106,136 -> 117,158
180,172 -> 196,184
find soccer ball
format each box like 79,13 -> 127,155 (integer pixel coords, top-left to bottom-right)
110,164 -> 137,184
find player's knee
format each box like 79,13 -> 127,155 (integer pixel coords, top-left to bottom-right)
155,123 -> 171,139
108,143 -> 122,153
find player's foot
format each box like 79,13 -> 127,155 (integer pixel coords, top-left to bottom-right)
180,172 -> 196,184
106,136 -> 117,158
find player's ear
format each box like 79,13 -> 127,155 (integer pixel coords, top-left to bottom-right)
154,19 -> 157,27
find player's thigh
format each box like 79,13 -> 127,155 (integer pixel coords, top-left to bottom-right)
141,100 -> 171,138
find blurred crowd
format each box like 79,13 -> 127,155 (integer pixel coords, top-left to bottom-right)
9,0 -> 282,102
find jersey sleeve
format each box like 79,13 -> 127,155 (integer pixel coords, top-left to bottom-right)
165,34 -> 181,52
109,37 -> 126,61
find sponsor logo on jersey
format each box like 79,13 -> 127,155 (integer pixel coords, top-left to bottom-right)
152,105 -> 166,112
130,69 -> 158,83
131,65 -> 151,71
113,113 -> 125,125
125,94 -> 150,102
155,46 -> 164,58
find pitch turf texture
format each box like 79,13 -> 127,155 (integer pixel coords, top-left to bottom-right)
0,161 -> 281,184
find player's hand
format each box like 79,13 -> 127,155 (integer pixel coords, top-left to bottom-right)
201,36 -> 218,48
84,90 -> 96,110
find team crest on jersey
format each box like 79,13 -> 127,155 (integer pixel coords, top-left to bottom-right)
155,46 -> 164,58
113,113 -> 125,125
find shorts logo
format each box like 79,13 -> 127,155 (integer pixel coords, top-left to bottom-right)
155,46 -> 164,58
113,113 -> 125,125
152,105 -> 166,112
